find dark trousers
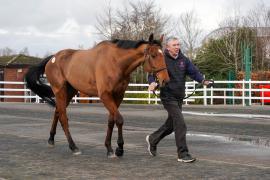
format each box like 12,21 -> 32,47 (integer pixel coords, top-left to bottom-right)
150,100 -> 189,157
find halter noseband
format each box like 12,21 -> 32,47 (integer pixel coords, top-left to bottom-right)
144,49 -> 167,75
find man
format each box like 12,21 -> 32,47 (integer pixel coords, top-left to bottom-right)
146,36 -> 211,163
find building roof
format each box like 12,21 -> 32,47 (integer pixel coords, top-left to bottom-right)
0,54 -> 42,67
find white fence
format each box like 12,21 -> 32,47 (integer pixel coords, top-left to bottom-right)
1,80 -> 270,106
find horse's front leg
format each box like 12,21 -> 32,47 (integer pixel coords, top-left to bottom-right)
106,112 -> 124,157
100,92 -> 124,157
113,93 -> 125,157
115,113 -> 124,157
106,113 -> 115,158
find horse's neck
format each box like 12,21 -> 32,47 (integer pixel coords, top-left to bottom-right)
120,45 -> 147,76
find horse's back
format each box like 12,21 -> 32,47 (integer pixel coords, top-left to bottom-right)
44,42 -> 127,96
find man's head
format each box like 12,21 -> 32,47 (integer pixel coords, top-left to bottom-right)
165,36 -> 180,58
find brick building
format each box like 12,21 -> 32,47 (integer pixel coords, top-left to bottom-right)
0,54 -> 42,102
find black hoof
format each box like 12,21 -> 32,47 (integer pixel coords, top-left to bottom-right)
47,139 -> 55,147
72,148 -> 82,155
107,151 -> 116,158
115,147 -> 124,157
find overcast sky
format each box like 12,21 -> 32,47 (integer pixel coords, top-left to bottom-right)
0,0 -> 269,57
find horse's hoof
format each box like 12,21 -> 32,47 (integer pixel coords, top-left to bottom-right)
115,147 -> 124,157
47,140 -> 55,147
107,151 -> 116,158
72,148 -> 82,155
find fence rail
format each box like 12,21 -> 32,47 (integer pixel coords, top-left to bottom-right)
0,80 -> 270,106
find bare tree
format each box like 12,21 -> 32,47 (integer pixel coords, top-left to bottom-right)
218,15 -> 244,73
95,0 -> 115,40
175,10 -> 203,60
95,0 -> 170,83
0,47 -> 16,56
95,0 -> 169,40
245,2 -> 270,71
212,0 -> 261,74
78,44 -> 84,50
19,47 -> 29,56
199,1 -> 270,74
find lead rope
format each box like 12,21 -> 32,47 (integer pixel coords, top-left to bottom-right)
151,79 -> 214,100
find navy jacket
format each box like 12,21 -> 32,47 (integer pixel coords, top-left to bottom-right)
148,50 -> 204,101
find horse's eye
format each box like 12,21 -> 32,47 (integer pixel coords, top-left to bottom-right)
151,54 -> 157,58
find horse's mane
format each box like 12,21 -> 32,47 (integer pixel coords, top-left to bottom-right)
111,39 -> 162,49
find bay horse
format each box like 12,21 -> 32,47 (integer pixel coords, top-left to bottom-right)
25,34 -> 169,157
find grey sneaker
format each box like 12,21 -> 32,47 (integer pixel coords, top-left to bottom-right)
146,135 -> 157,156
177,154 -> 196,163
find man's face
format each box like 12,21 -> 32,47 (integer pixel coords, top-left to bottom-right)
166,39 -> 180,57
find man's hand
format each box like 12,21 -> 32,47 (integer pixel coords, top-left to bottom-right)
202,79 -> 214,87
202,80 -> 210,86
148,82 -> 158,91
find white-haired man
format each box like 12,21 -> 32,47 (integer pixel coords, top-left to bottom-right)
146,36 -> 211,163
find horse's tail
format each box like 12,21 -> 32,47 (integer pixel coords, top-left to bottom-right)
25,55 -> 56,107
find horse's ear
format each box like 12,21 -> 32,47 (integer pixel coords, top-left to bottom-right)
148,33 -> 154,43
160,34 -> 164,43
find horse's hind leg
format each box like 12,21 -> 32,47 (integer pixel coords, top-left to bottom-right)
48,109 -> 60,146
48,84 -> 77,147
55,84 -> 80,154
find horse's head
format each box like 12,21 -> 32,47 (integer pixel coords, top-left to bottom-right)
143,34 -> 170,87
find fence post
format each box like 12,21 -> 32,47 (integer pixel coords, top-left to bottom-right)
35,95 -> 39,103
210,86 -> 213,105
24,83 -> 27,103
224,90 -> 226,105
232,88 -> 235,105
262,88 -> 264,106
155,92 -> 158,105
74,95 -> 78,104
249,79 -> 252,106
148,91 -> 151,104
242,79 -> 245,106
203,85 -> 207,106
